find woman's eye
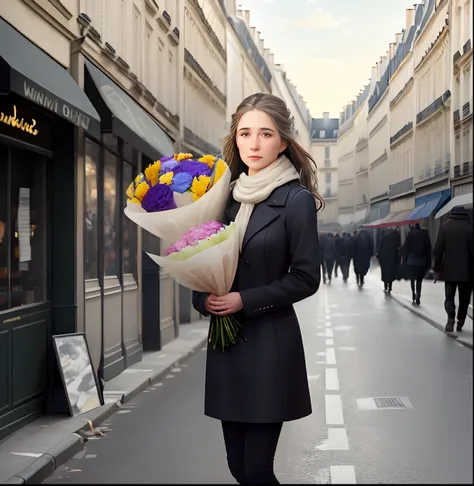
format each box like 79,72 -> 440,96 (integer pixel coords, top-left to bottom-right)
240,133 -> 249,137
261,133 -> 271,138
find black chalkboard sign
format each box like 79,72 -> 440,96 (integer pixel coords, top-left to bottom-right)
51,333 -> 103,417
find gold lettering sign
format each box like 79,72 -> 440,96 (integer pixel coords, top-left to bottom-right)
0,105 -> 38,136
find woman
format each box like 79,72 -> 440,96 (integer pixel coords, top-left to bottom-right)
192,93 -> 322,484
402,223 -> 432,305
376,227 -> 401,293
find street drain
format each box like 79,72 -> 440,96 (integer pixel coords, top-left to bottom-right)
357,396 -> 413,410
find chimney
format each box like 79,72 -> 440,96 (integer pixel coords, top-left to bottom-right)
323,112 -> 329,120
244,9 -> 250,25
395,32 -> 403,45
389,43 -> 395,59
405,7 -> 414,29
371,65 -> 378,80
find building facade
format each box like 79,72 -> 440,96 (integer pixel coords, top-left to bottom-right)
450,0 -> 473,198
310,114 -> 339,229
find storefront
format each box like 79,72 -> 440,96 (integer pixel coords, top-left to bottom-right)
81,59 -> 176,382
0,18 -> 100,440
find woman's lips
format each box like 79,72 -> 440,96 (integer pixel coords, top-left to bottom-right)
248,156 -> 262,160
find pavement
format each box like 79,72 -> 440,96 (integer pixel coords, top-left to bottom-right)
366,264 -> 473,349
0,320 -> 209,485
36,273 -> 472,484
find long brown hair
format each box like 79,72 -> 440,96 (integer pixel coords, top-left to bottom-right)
222,93 -> 324,211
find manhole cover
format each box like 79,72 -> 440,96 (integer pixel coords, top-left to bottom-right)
357,396 -> 413,410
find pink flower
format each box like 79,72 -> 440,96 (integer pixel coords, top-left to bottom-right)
165,220 -> 224,256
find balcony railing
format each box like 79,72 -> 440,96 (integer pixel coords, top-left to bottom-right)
454,165 -> 461,177
463,39 -> 472,55
390,121 -> 413,146
462,101 -> 471,119
418,163 -> 450,182
454,109 -> 461,124
163,10 -> 171,25
463,161 -> 473,175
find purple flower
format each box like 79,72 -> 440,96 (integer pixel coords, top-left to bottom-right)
165,220 -> 224,255
173,160 -> 212,179
160,160 -> 179,174
160,155 -> 175,162
141,183 -> 177,212
170,172 -> 193,193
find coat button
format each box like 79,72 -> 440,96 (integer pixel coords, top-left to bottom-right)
272,199 -> 277,204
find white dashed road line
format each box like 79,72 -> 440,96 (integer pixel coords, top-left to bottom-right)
325,368 -> 340,391
330,465 -> 357,484
326,348 -> 336,365
315,428 -> 349,451
325,394 -> 344,425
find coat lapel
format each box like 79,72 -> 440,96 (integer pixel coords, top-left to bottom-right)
242,203 -> 279,250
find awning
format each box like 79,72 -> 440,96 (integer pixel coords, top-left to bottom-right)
435,193 -> 473,219
363,209 -> 412,229
85,60 -> 174,160
0,18 -> 100,137
405,189 -> 451,223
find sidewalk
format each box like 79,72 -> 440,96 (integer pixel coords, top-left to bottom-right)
368,265 -> 473,349
0,320 -> 209,484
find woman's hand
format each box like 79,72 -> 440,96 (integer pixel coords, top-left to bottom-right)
206,292 -> 243,316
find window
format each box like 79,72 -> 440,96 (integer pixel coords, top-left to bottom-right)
84,138 -> 99,280
122,162 -> 138,277
103,150 -> 118,277
320,130 -> 326,138
0,146 -> 8,311
325,146 -> 330,159
4,147 -> 47,309
132,5 -> 142,79
145,22 -> 154,89
325,172 -> 332,184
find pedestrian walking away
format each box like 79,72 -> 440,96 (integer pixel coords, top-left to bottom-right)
339,232 -> 353,283
351,229 -> 374,287
334,233 -> 342,277
402,223 -> 432,306
320,232 -> 336,284
376,227 -> 401,293
192,93 -> 322,485
433,205 -> 473,333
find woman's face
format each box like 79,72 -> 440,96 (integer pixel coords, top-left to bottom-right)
236,109 -> 287,175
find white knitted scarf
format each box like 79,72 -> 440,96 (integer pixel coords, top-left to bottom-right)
232,154 -> 300,250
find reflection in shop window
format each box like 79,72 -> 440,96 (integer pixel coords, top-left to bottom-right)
104,150 -> 118,277
85,138 -> 99,280
122,161 -> 137,278
9,147 -> 47,308
0,146 -> 8,311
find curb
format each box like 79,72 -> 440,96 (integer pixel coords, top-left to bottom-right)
390,294 -> 473,350
4,336 -> 208,484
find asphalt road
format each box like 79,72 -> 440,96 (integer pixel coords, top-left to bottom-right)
43,272 -> 473,484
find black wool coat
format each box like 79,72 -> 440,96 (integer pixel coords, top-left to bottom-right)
192,181 -> 321,423
377,229 -> 401,283
433,213 -> 473,283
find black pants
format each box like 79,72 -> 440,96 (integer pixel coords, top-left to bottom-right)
409,265 -> 425,300
324,258 -> 335,280
444,281 -> 473,325
222,421 -> 282,485
340,258 -> 350,281
334,257 -> 340,276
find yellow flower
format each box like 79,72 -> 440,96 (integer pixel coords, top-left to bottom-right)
198,154 -> 216,169
127,197 -> 141,204
135,181 -> 150,201
144,161 -> 161,186
134,174 -> 142,185
159,171 -> 174,185
174,152 -> 193,162
212,159 -> 227,187
126,182 -> 135,199
190,175 -> 211,201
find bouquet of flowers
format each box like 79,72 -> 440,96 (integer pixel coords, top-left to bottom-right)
124,153 -> 243,351
124,153 -> 231,245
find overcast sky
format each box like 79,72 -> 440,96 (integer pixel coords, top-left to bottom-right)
238,0 -> 413,118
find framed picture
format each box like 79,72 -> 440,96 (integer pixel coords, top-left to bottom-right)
52,333 -> 103,417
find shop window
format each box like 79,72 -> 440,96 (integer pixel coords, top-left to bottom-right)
122,161 -> 138,278
0,146 -> 8,311
9,147 -> 47,308
104,150 -> 119,277
85,138 -> 99,280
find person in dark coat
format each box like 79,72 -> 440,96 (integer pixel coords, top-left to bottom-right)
376,227 -> 401,293
338,232 -> 352,282
320,232 -> 336,283
192,93 -> 321,485
433,205 -> 473,333
351,229 -> 374,286
334,233 -> 341,277
402,223 -> 432,305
